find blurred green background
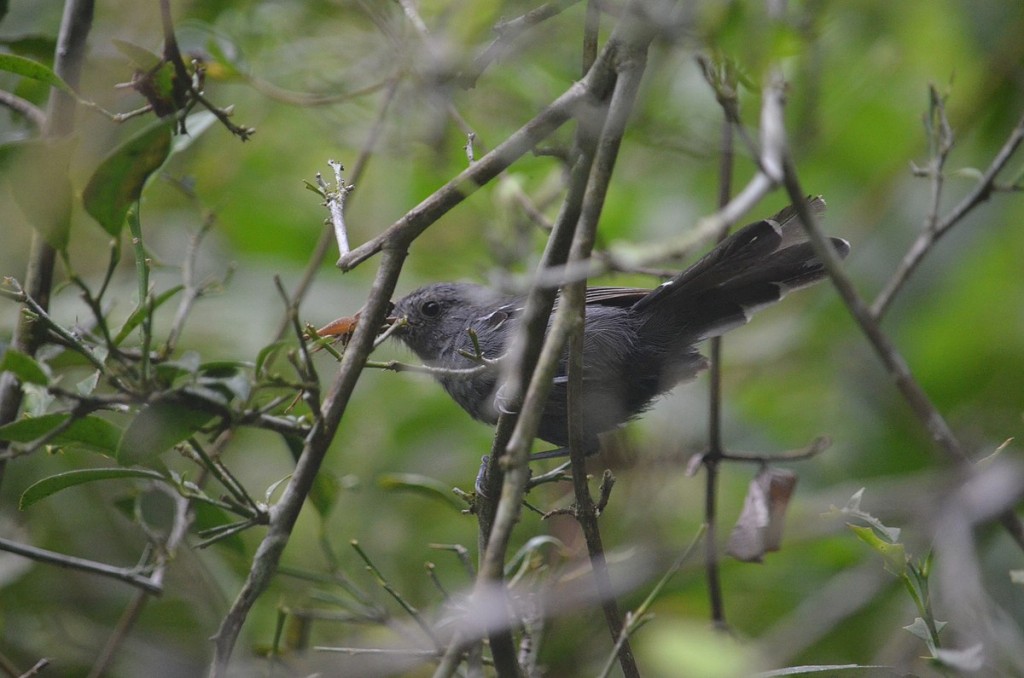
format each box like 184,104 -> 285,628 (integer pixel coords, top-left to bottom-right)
2,0 -> 1023,676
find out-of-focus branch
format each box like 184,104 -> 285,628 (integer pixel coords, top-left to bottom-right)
0,0 -> 95,490
562,48 -> 647,678
0,90 -> 46,129
454,0 -> 582,89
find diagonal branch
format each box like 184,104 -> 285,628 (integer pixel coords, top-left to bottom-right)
208,248 -> 407,677
777,154 -> 1024,554
336,80 -> 589,271
872,107 -> 1024,318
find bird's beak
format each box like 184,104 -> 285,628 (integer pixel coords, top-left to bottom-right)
317,302 -> 396,342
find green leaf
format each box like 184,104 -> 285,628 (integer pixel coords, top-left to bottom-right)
83,119 -> 173,237
829,488 -> 901,542
7,138 -> 74,250
0,413 -> 67,442
57,415 -> 122,454
0,349 -> 49,385
255,340 -> 290,377
111,39 -> 162,70
378,472 -> 462,509
117,398 -> 215,466
113,284 -> 184,346
198,362 -> 253,403
0,35 -> 57,62
76,370 -> 101,396
309,470 -> 339,518
0,413 -> 122,455
277,433 -> 338,517
153,350 -> 201,386
849,524 -> 907,575
20,467 -> 167,510
0,53 -> 74,94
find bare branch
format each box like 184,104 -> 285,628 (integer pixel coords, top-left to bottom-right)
209,248 -> 407,677
0,537 -> 161,595
872,106 -> 1024,318
0,90 -> 46,129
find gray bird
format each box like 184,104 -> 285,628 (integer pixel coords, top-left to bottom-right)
322,197 -> 849,455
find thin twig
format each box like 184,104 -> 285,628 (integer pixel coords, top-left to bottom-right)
719,436 -> 832,464
273,76 -> 400,343
596,525 -> 707,678
88,486 -> 194,677
336,80 -> 589,271
0,537 -> 161,595
351,540 -> 441,648
702,112 -> 736,630
872,106 -> 1024,318
319,160 -> 353,259
0,90 -> 46,129
163,214 -> 217,357
514,170 -> 775,294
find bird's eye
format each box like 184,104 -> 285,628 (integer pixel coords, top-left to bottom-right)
421,300 -> 441,318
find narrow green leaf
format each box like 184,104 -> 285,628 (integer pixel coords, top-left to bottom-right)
0,349 -> 49,385
378,472 -> 462,509
831,489 -> 901,542
309,471 -> 339,518
83,120 -> 173,237
255,340 -> 290,377
57,415 -> 122,454
117,398 -> 215,465
849,524 -> 907,575
0,53 -> 73,93
20,467 -> 167,510
0,413 -> 67,442
112,284 -> 184,346
111,39 -> 162,70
